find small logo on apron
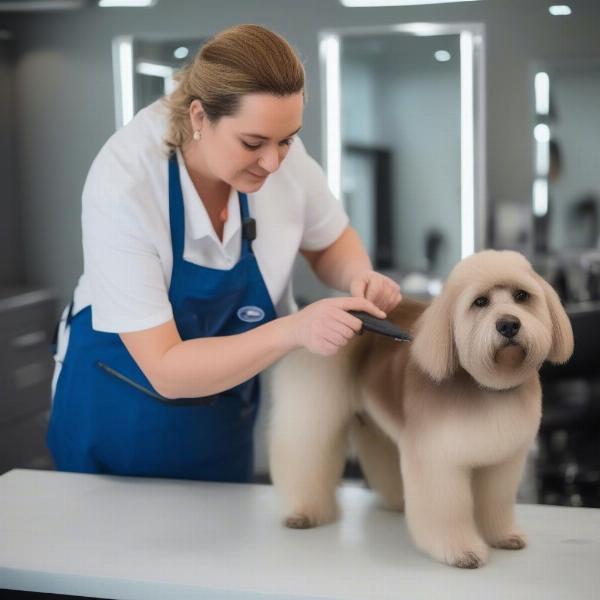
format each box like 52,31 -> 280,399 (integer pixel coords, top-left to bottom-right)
237,306 -> 265,323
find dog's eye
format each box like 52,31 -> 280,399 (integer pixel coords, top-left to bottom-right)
473,296 -> 489,308
514,290 -> 530,303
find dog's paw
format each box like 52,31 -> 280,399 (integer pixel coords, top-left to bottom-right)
283,502 -> 339,529
490,532 -> 527,550
284,514 -> 315,529
453,550 -> 486,569
437,542 -> 489,569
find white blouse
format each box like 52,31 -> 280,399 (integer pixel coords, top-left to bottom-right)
72,99 -> 349,333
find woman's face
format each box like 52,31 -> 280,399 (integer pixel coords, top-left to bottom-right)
189,92 -> 304,193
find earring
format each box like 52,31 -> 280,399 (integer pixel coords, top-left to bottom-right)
193,130 -> 201,141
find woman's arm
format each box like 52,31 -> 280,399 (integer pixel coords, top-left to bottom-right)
120,295 -> 385,400
301,225 -> 372,292
301,225 -> 402,313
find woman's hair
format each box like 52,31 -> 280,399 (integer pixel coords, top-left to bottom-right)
164,24 -> 305,151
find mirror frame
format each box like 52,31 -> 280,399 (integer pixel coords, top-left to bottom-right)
319,22 -> 487,259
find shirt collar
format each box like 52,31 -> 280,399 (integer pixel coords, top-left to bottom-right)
176,148 -> 241,244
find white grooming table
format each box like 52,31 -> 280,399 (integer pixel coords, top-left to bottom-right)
0,469 -> 598,599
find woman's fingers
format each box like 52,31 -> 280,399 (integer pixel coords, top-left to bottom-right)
333,295 -> 386,319
291,296 -> 383,356
349,270 -> 402,314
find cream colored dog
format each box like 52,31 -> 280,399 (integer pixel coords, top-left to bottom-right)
269,250 -> 573,568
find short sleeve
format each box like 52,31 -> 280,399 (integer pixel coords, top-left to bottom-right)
296,142 -> 349,251
82,157 -> 173,334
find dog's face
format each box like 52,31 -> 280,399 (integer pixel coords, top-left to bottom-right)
411,250 -> 574,390
454,274 -> 557,389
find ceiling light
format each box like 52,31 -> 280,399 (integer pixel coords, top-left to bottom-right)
434,50 -> 451,62
340,0 -> 480,7
394,23 -> 455,36
173,46 -> 189,59
98,0 -> 157,7
548,5 -> 571,16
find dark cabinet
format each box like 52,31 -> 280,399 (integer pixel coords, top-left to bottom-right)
0,287 -> 57,473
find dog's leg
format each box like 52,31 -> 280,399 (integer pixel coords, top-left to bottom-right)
269,417 -> 347,529
349,414 -> 404,512
269,350 -> 351,529
401,445 -> 489,568
473,446 -> 529,550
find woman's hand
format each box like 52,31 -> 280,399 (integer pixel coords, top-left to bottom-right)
349,270 -> 402,314
288,296 -> 385,356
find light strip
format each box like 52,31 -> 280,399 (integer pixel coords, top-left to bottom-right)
534,123 -> 550,179
534,124 -> 550,143
536,140 -> 550,177
136,62 -> 174,78
99,0 -> 156,7
533,122 -> 550,216
536,138 -> 550,177
112,36 -> 134,129
533,179 -> 548,217
460,31 -> 475,258
340,0 -> 480,6
320,34 -> 342,201
394,22 -> 453,36
534,71 -> 550,115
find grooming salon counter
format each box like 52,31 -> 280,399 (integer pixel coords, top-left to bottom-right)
1,469 -> 598,600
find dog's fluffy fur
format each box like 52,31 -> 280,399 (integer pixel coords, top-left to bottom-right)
269,250 -> 573,568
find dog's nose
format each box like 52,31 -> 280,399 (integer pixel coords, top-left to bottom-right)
496,317 -> 521,339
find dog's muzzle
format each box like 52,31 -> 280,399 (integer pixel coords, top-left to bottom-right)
496,317 -> 521,339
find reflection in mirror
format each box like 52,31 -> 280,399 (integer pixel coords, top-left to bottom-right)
533,62 -> 600,252
320,24 -> 485,293
112,36 -> 205,129
532,62 -> 600,302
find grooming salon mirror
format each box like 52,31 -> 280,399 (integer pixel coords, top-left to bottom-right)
532,61 -> 600,253
531,61 -> 600,303
320,23 -> 486,286
112,35 -> 206,130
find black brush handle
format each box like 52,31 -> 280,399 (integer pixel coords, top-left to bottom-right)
348,311 -> 412,342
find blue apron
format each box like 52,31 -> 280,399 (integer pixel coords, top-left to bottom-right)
47,154 -> 276,482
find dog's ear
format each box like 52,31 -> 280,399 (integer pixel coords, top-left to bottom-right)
533,272 -> 574,364
411,288 -> 458,382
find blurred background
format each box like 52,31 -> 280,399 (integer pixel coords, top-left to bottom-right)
0,0 -> 599,508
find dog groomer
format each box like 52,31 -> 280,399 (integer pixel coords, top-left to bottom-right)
47,24 -> 402,483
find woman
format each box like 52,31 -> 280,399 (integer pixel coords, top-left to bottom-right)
48,24 -> 402,483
